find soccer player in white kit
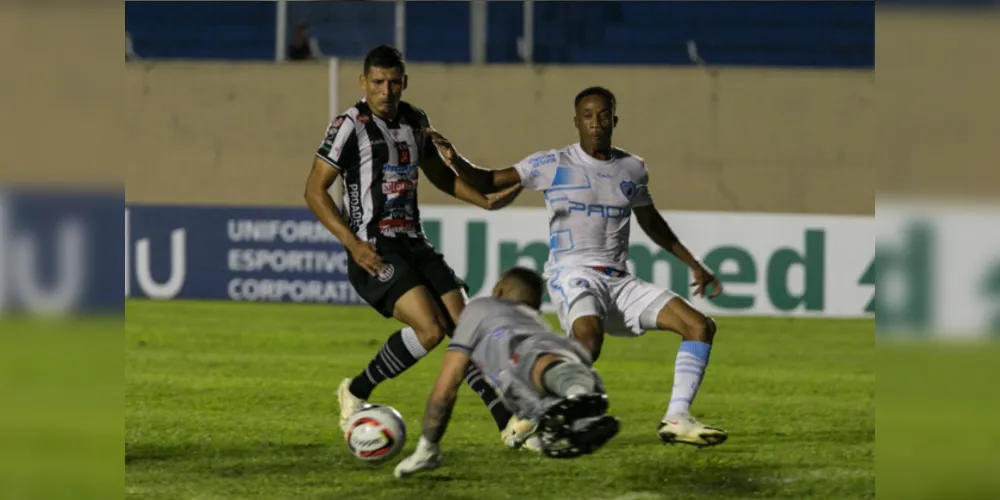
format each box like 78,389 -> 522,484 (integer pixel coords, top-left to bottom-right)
427,86 -> 728,447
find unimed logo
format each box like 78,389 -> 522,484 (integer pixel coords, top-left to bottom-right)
125,209 -> 187,299
423,219 -> 864,316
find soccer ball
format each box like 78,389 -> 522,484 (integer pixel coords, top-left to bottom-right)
345,404 -> 406,462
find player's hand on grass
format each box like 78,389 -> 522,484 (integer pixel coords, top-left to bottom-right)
691,266 -> 723,299
426,128 -> 457,166
347,239 -> 386,277
394,438 -> 443,478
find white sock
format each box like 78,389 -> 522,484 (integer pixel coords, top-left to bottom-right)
665,341 -> 712,419
566,384 -> 590,397
400,327 -> 428,359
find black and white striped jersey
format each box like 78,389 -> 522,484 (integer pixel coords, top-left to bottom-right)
316,100 -> 436,241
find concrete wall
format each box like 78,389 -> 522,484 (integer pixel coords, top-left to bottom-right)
876,10 -> 1000,198
1,5 -> 120,185
126,61 -> 874,215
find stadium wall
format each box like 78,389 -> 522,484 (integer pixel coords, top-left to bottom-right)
125,62 -> 873,215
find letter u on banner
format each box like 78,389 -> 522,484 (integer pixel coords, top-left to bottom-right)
135,229 -> 187,299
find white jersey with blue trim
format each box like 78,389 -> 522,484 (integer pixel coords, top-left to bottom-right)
512,143 -> 653,273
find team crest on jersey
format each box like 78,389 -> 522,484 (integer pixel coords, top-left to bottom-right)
395,142 -> 411,165
358,114 -> 370,125
620,180 -> 638,200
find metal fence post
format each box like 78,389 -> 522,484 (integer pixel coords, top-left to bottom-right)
275,0 -> 288,62
394,0 -> 407,54
522,0 -> 534,64
470,0 -> 487,64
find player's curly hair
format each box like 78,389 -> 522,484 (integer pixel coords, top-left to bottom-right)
574,86 -> 616,113
364,45 -> 406,75
500,267 -> 545,310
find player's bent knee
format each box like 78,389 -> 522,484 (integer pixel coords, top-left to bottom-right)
705,317 -> 717,342
412,319 -> 449,350
686,316 -> 715,344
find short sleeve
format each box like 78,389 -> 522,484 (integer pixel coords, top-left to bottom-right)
447,299 -> 492,354
512,151 -> 559,191
631,163 -> 654,208
316,114 -> 359,171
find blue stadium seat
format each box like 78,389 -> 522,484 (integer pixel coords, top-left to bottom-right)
487,1 -> 523,63
406,1 -> 471,63
124,0 -> 873,68
127,1 -> 275,60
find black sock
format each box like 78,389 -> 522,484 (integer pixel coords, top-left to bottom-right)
348,329 -> 420,400
464,364 -> 513,431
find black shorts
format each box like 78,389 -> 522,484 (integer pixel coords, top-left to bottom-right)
347,236 -> 466,318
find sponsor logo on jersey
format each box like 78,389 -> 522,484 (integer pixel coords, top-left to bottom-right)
566,201 -> 629,220
383,164 -> 417,174
529,153 -> 558,169
348,183 -> 363,229
383,181 -> 413,194
378,219 -> 418,235
325,117 -> 345,143
382,163 -> 418,221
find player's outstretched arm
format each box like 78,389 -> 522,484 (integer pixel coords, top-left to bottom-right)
394,350 -> 470,479
420,152 -> 523,210
426,128 -> 522,194
304,158 -> 385,276
421,350 -> 470,443
634,204 -> 724,299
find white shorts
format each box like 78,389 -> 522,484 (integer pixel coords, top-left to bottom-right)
546,266 -> 679,338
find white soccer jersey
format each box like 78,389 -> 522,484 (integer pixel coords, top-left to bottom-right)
513,143 -> 653,273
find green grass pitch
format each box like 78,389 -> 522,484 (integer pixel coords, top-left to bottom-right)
125,300 -> 874,499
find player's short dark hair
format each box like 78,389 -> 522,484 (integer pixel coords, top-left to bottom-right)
574,86 -> 616,113
364,45 -> 406,75
500,267 -> 545,310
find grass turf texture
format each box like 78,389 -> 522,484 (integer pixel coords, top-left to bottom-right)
126,300 -> 874,499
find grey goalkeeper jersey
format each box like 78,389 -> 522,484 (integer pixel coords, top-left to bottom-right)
448,297 -> 594,417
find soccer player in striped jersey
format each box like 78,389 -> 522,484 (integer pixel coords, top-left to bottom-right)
304,45 -> 534,450
428,87 -> 729,447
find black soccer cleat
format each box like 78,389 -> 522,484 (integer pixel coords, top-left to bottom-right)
537,393 -> 610,438
542,415 -> 621,459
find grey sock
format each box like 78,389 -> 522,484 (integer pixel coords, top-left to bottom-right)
542,361 -> 597,398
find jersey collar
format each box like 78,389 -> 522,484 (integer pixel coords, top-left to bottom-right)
573,142 -> 616,166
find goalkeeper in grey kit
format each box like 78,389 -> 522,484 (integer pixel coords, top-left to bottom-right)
395,267 -> 620,478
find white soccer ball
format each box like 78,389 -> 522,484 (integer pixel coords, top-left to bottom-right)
345,404 -> 407,462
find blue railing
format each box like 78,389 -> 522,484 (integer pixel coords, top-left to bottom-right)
125,0 -> 874,68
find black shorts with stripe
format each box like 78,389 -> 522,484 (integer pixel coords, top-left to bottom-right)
347,236 -> 467,318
